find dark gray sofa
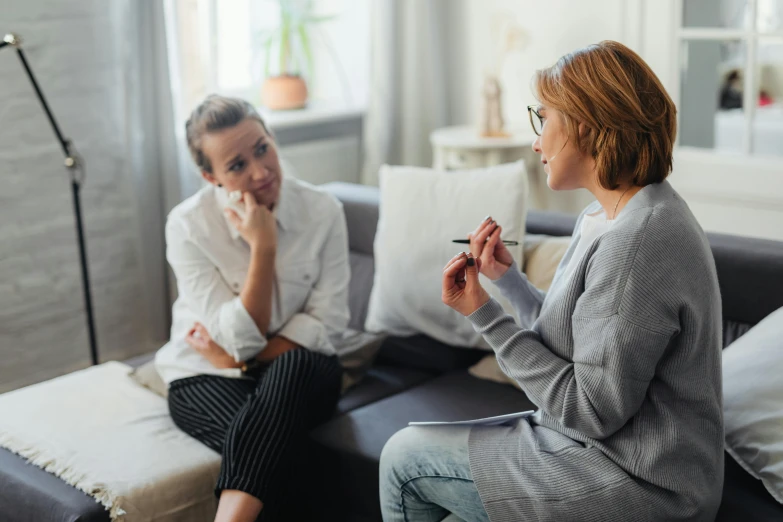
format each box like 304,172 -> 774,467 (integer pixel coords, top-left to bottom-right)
1,181 -> 781,521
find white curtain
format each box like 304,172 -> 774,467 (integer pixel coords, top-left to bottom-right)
123,0 -> 201,340
361,0 -> 453,185
160,0 -> 207,214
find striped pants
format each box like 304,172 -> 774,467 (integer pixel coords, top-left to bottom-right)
168,348 -> 342,519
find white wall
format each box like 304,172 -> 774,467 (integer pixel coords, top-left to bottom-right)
458,0 -> 626,129
446,1 -> 783,241
636,0 -> 783,241
0,0 -> 157,392
669,148 -> 783,241
310,0 -> 371,108
448,0 -> 627,214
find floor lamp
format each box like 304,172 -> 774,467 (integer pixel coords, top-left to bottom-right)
1,33 -> 99,365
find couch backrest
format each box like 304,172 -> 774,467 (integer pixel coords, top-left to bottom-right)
322,182 -> 783,344
322,183 -> 379,331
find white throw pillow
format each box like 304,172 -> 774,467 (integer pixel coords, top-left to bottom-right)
723,306 -> 783,503
365,162 -> 528,348
129,359 -> 169,398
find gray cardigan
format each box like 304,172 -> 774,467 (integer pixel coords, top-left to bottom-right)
467,181 -> 724,521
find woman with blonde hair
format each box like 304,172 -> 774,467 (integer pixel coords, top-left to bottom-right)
380,41 -> 723,521
155,95 -> 350,521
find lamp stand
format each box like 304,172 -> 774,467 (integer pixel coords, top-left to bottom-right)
1,33 -> 99,365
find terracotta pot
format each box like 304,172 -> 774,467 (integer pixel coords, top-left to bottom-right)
261,75 -> 308,110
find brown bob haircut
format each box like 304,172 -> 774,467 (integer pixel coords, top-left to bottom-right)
534,40 -> 677,190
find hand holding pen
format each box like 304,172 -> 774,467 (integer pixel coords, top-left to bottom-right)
452,238 -> 518,246
453,215 -> 515,281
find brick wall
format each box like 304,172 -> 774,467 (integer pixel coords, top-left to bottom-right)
0,0 -> 155,392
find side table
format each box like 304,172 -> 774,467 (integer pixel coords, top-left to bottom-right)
430,125 -> 546,208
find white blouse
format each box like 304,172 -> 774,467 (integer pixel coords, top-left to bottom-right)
561,209 -> 616,283
155,177 -> 351,385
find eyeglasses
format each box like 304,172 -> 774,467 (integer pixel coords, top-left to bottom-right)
527,105 -> 544,136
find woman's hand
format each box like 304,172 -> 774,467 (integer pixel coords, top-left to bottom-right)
468,216 -> 513,280
224,192 -> 277,253
442,252 -> 490,316
185,322 -> 243,369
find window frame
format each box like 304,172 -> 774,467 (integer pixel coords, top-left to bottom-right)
672,0 -> 783,155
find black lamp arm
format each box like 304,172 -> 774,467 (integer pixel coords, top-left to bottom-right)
1,32 -> 98,365
2,33 -> 74,164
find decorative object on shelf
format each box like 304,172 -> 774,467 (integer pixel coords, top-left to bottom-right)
1,33 -> 99,365
430,124 -> 547,210
259,0 -> 335,110
430,125 -> 536,171
480,75 -> 507,138
479,17 -> 529,138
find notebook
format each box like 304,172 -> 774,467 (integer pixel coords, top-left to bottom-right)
408,410 -> 534,427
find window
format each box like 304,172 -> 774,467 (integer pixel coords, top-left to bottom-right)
172,0 -> 370,116
675,0 -> 783,156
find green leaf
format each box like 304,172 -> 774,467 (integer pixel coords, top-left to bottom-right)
258,30 -> 278,50
304,14 -> 337,24
263,33 -> 275,77
279,13 -> 291,74
297,23 -> 313,78
277,0 -> 293,14
260,0 -> 338,76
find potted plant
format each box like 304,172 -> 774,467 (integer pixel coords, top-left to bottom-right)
259,0 -> 334,110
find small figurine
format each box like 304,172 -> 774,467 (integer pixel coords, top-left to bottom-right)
477,17 -> 528,138
480,74 -> 509,138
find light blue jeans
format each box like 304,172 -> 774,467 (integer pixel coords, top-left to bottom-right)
379,426 -> 490,522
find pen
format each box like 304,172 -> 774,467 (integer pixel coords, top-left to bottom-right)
452,239 -> 519,246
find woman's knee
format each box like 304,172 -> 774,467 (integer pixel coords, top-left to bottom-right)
253,351 -> 338,408
379,427 -> 422,487
380,426 -> 472,486
274,347 -> 328,374
272,350 -> 339,392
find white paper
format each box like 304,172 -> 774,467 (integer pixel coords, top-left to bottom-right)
408,410 -> 534,427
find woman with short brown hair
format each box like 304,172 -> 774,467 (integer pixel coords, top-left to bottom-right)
380,41 -> 723,521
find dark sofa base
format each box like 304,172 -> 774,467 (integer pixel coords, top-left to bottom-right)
0,448 -> 110,522
2,345 -> 783,522
310,370 -> 537,520
0,353 -> 432,522
2,198 -> 783,521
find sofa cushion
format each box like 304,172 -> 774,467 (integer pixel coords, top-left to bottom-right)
521,234 -> 572,291
309,371 -> 536,519
129,358 -> 169,398
336,365 -> 432,415
0,362 -> 221,522
374,335 -> 487,375
364,162 -> 528,348
709,233 -> 783,326
525,209 -> 578,237
348,252 -> 375,331
321,182 -> 380,256
468,354 -> 522,390
722,306 -> 783,503
716,449 -> 783,521
723,319 -> 753,348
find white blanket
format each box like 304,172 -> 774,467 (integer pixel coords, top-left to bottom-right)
0,362 -> 221,521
